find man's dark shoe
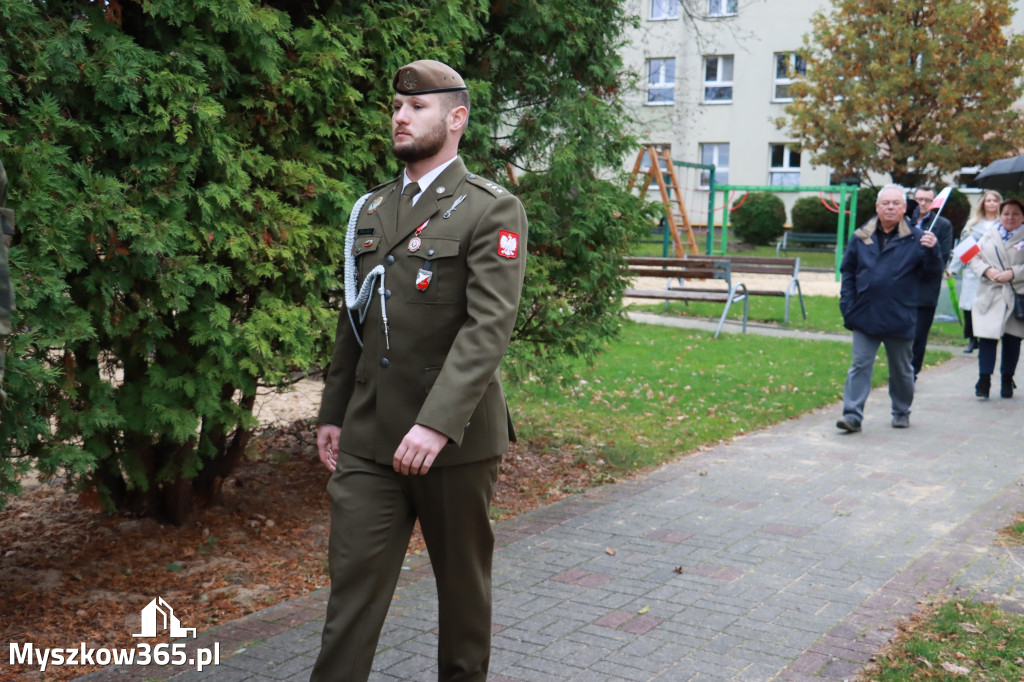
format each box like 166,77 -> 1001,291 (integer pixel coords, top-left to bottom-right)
1001,375 -> 1016,398
836,417 -> 861,433
892,414 -> 910,428
976,374 -> 991,398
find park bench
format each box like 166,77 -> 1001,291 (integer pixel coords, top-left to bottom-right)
624,257 -> 748,338
775,231 -> 836,257
684,255 -> 806,323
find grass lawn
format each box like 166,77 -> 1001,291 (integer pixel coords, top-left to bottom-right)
628,294 -> 966,346
863,599 -> 1024,680
506,320 -> 943,475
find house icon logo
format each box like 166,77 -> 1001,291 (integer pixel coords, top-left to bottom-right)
132,597 -> 197,638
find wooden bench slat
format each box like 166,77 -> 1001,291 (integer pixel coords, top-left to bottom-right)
624,288 -> 734,302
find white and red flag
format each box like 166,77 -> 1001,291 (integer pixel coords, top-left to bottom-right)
925,186 -> 953,232
953,235 -> 981,264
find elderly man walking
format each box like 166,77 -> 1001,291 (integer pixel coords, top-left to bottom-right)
836,184 -> 942,433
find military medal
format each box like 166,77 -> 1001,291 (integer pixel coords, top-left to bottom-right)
416,268 -> 433,291
407,219 -> 430,252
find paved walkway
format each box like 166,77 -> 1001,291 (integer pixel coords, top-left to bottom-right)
81,327 -> 1024,681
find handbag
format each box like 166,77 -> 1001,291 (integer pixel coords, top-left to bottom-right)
1015,291 -> 1024,321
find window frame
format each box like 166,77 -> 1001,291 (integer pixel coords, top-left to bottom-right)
699,143 -> 730,188
646,57 -> 676,106
703,55 -> 734,104
708,0 -> 738,17
650,0 -> 680,20
769,143 -> 801,187
772,52 -> 807,102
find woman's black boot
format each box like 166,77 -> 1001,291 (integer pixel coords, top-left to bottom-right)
1002,375 -> 1016,399
963,338 -> 977,353
976,374 -> 991,398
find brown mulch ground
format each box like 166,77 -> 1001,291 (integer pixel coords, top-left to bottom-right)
0,422 -> 600,681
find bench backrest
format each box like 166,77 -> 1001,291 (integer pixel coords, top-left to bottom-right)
706,255 -> 800,277
626,256 -> 732,285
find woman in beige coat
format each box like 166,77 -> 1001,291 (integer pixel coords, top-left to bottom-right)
967,197 -> 1024,398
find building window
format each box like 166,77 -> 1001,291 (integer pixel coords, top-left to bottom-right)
703,55 -> 733,103
700,143 -> 729,187
641,145 -> 672,189
769,144 -> 801,186
647,58 -> 676,105
708,0 -> 738,17
773,52 -> 807,101
651,0 -> 679,20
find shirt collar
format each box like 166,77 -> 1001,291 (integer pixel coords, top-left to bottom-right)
403,156 -> 458,205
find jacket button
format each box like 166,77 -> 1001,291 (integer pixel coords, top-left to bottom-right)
427,248 -> 435,256
384,289 -> 392,300
385,255 -> 395,265
380,357 -> 390,368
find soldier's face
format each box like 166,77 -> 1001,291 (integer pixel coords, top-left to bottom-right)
392,93 -> 448,163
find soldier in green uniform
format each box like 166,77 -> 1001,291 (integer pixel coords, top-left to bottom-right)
0,159 -> 15,405
311,60 -> 528,681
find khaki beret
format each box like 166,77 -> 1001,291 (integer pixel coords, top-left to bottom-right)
393,60 -> 467,95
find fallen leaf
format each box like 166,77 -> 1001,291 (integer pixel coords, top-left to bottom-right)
958,622 -> 981,634
638,605 -> 649,614
605,546 -> 616,556
940,661 -> 970,676
673,566 -> 684,574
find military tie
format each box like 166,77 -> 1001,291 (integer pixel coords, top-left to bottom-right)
397,181 -> 420,227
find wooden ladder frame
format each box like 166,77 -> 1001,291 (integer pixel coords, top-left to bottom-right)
628,146 -> 699,257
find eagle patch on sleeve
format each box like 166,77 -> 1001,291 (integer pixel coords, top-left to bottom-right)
498,230 -> 519,259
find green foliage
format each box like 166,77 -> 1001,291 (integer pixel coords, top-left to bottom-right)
782,0 -> 1024,186
730,193 -> 787,246
791,196 -> 837,234
855,186 -> 880,226
943,188 -> 972,239
0,0 -> 652,519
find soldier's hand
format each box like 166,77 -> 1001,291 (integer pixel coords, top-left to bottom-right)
393,424 -> 448,476
317,424 -> 342,472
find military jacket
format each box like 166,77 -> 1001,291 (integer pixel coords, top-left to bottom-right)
318,157 -> 528,466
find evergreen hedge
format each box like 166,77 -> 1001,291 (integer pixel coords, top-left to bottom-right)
0,0 -> 653,520
730,193 -> 787,246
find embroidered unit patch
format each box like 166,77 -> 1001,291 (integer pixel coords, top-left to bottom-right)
498,230 -> 519,259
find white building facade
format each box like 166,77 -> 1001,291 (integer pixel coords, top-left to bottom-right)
621,0 -> 1024,224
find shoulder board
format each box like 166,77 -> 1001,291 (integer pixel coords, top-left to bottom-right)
465,173 -> 509,197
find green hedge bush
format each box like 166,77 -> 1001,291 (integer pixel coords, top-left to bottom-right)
731,192 -> 787,246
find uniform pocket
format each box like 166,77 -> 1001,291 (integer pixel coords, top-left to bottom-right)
407,236 -> 461,304
422,366 -> 442,394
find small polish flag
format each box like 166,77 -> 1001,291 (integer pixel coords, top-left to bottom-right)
953,235 -> 981,264
930,186 -> 952,212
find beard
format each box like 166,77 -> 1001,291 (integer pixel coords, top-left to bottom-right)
392,116 -> 447,163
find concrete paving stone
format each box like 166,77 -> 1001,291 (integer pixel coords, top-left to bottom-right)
592,657 -> 670,681
490,630 -> 549,656
258,655 -> 315,680
376,651 -> 434,679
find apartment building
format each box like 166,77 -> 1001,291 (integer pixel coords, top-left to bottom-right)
621,0 -> 1024,222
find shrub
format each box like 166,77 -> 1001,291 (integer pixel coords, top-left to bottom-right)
730,192 -> 787,246
854,186 -> 880,226
791,196 -> 838,234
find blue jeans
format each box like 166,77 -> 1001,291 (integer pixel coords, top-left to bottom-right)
842,331 -> 915,425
